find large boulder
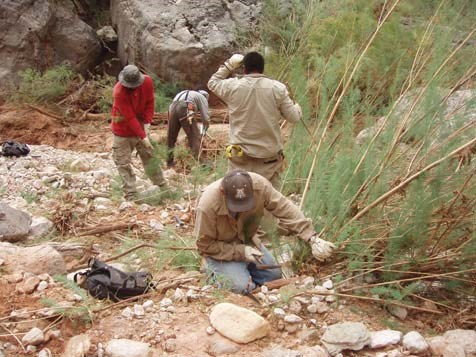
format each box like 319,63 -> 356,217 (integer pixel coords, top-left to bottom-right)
0,0 -> 101,87
110,0 -> 262,88
356,89 -> 476,144
0,243 -> 67,275
0,202 -> 31,242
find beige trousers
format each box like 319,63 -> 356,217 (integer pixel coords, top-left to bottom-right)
112,135 -> 165,199
228,152 -> 283,189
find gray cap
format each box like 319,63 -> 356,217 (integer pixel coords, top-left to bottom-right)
198,90 -> 209,99
222,170 -> 255,212
118,65 -> 145,88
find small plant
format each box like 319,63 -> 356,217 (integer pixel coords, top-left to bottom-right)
151,75 -> 181,113
20,190 -> 39,204
11,65 -> 75,103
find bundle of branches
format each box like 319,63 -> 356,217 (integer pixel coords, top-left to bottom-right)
51,192 -> 92,235
151,108 -> 230,125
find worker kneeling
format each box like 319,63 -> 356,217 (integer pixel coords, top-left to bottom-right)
194,170 -> 336,294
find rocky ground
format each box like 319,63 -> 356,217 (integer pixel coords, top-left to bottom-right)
0,111 -> 475,357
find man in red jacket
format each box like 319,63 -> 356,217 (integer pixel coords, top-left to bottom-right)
111,65 -> 165,201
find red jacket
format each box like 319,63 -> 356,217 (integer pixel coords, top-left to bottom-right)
111,75 -> 155,139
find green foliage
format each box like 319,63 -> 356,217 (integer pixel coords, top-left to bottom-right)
95,74 -> 116,115
20,190 -> 39,204
256,0 -> 476,289
154,234 -> 200,271
12,65 -> 75,103
151,75 -> 181,112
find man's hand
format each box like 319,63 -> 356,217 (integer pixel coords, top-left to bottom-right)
202,120 -> 210,134
295,103 -> 302,119
142,137 -> 154,151
244,246 -> 264,264
225,54 -> 244,71
309,235 -> 335,262
144,123 -> 151,138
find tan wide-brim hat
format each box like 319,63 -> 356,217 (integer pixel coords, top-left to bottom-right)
118,64 -> 145,88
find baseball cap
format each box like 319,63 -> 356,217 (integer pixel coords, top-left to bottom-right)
222,170 -> 255,212
118,65 -> 145,88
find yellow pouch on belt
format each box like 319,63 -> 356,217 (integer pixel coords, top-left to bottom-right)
225,145 -> 243,159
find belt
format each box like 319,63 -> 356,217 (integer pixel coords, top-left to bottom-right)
226,145 -> 283,163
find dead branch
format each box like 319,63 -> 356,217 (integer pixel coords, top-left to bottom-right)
251,277 -> 299,293
78,222 -> 137,237
26,104 -> 63,120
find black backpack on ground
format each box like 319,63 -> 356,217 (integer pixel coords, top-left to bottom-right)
1,140 -> 30,157
74,259 -> 154,301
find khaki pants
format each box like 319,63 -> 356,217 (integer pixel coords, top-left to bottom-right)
112,135 -> 165,199
228,152 -> 283,189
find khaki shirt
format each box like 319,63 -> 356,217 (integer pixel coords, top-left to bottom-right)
208,65 -> 302,158
194,173 -> 315,261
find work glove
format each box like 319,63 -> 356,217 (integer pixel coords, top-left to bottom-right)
295,103 -> 302,119
144,123 -> 151,138
225,54 -> 244,71
244,246 -> 264,264
142,137 -> 154,151
309,235 -> 336,262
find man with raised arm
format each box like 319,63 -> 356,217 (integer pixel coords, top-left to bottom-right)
208,52 -> 302,188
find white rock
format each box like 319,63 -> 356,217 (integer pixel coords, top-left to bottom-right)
149,219 -> 165,231
94,197 -> 113,206
314,285 -> 328,295
289,300 -> 302,314
173,288 -> 185,302
160,211 -> 169,219
370,330 -> 403,349
442,329 -> 476,355
402,331 -> 429,354
38,348 -> 52,357
321,322 -> 370,356
22,327 -> 44,346
268,294 -> 279,303
316,302 -> 330,314
73,294 -> 83,302
70,159 -> 91,172
63,334 -> 91,357
387,304 -> 408,320
118,201 -> 134,211
139,204 -> 152,212
206,326 -> 215,335
261,285 -> 269,294
301,276 -> 315,287
307,304 -> 318,314
273,308 -> 286,318
121,307 -> 133,319
105,339 -> 150,357
325,294 -> 337,303
36,281 -> 48,291
311,295 -> 325,303
142,300 -> 154,311
160,297 -> 173,308
209,303 -> 270,344
133,304 -> 145,318
284,314 -> 303,324
28,216 -> 54,238
322,279 -> 334,289
256,292 -> 266,301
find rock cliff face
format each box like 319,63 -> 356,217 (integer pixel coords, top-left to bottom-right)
0,0 -> 101,87
111,0 -> 262,88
